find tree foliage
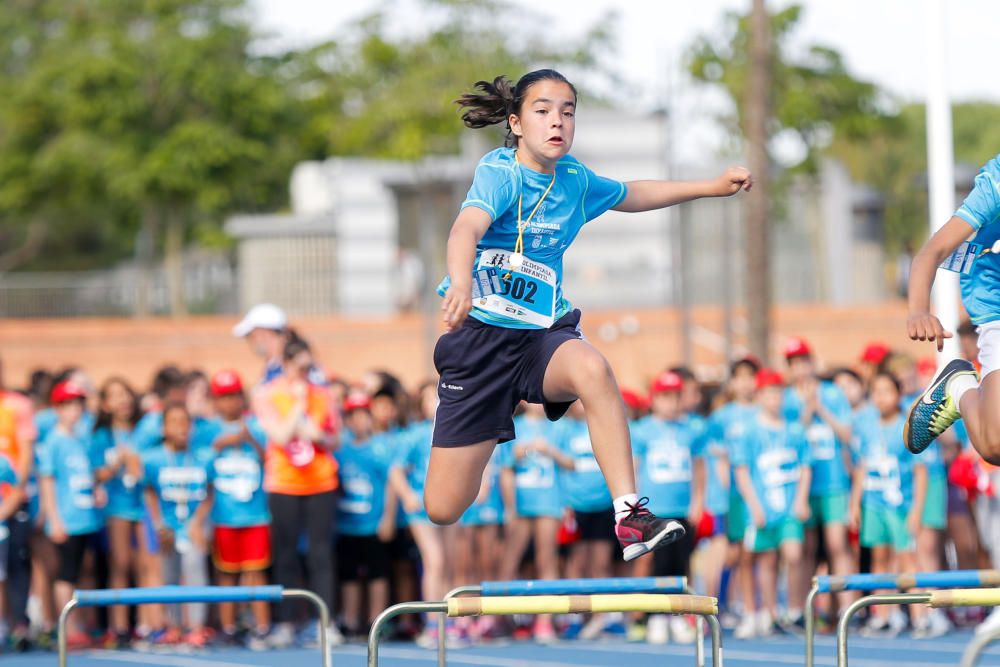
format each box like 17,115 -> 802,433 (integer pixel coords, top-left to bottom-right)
686,4 -> 888,172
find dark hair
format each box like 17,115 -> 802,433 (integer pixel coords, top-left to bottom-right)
27,369 -> 54,405
871,371 -> 902,396
162,401 -> 190,424
668,366 -> 696,382
185,369 -> 207,387
283,337 -> 311,362
730,357 -> 760,376
93,377 -> 142,433
455,70 -> 578,147
151,365 -> 185,399
831,367 -> 862,384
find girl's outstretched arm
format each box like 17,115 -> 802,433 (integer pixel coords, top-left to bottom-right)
907,217 -> 973,350
442,207 -> 493,332
613,166 -> 752,213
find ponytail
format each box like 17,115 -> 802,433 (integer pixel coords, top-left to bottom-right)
455,69 -> 577,147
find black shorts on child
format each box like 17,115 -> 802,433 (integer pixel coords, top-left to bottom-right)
432,309 -> 584,446
337,534 -> 389,583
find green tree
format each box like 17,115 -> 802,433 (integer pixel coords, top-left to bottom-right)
686,4 -> 887,172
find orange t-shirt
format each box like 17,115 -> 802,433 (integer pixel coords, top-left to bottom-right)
0,391 -> 35,478
254,379 -> 339,496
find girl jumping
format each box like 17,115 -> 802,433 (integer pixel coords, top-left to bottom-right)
428,69 -> 752,560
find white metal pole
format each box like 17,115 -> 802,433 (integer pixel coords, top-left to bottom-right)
925,0 -> 960,361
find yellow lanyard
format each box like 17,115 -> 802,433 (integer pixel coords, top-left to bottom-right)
506,151 -> 556,280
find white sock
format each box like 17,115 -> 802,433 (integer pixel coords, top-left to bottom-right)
613,493 -> 639,521
947,373 -> 979,410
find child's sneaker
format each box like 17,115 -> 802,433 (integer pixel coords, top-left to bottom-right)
860,615 -> 899,638
905,359 -> 976,453
184,627 -> 213,649
626,621 -> 647,643
646,615 -> 669,644
267,622 -> 296,649
533,616 -> 557,644
579,613 -> 609,640
733,614 -> 757,640
669,616 -> 696,644
247,628 -> 270,651
615,497 -> 686,561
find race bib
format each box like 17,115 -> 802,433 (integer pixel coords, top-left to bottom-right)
939,242 -> 982,274
475,249 -> 557,328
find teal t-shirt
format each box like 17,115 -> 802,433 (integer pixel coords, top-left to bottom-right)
783,383 -> 852,496
207,418 -> 269,528
498,415 -> 564,518
732,416 -> 810,527
38,429 -> 103,536
555,418 -> 612,512
955,154 -> 1000,325
632,415 -> 707,517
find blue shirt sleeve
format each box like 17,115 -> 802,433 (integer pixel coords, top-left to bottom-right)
731,431 -> 750,468
690,422 -> 708,459
956,159 -> 1000,231
37,434 -> 58,477
630,421 -> 646,458
581,163 -> 627,222
460,160 -> 518,222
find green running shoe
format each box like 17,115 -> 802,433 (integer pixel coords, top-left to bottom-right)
904,359 -> 977,454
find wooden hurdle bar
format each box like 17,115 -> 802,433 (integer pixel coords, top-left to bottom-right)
369,593 -> 722,667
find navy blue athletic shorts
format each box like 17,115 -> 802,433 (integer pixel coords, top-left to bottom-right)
432,309 -> 584,446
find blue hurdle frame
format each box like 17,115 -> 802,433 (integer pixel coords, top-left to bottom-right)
58,585 -> 331,667
438,577 -> 701,667
805,568 -> 1000,667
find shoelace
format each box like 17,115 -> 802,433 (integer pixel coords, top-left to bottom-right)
623,496 -> 656,523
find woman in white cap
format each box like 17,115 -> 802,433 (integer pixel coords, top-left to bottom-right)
233,304 -> 325,386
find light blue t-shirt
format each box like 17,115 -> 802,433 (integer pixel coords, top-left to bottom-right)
208,418 -> 269,528
143,446 -> 212,540
336,430 -> 395,536
91,425 -> 145,522
437,147 -> 627,329
0,456 -> 19,543
707,402 -> 758,508
36,409 -> 94,445
460,446 -> 505,526
632,415 -> 707,518
856,413 -> 918,510
38,429 -> 103,536
555,418 -> 612,513
956,154 -> 1000,325
783,382 -> 851,496
732,416 -> 810,527
498,415 -> 564,518
392,420 -> 433,524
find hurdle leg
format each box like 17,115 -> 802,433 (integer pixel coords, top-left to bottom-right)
960,623 -> 1000,667
284,589 -> 333,667
685,585 -> 705,667
438,585 -> 481,667
706,613 -> 722,667
369,601 -> 447,667
57,598 -> 78,667
835,593 -> 930,667
805,584 -> 818,667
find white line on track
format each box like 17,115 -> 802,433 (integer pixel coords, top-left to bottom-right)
338,644 -> 588,667
83,649 -> 259,667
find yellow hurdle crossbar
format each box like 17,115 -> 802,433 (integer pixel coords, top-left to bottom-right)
930,588 -> 1000,608
447,593 -> 718,617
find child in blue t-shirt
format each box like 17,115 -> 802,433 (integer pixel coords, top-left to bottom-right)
631,370 -> 706,645
496,402 -> 574,641
193,370 -> 271,648
37,380 -> 103,648
90,377 -> 145,646
733,369 -> 811,638
143,403 -> 213,647
0,454 -> 25,610
335,393 -> 394,637
850,372 -> 927,638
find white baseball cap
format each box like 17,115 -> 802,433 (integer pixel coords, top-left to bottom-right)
232,303 -> 288,338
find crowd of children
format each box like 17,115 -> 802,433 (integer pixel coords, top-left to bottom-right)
0,315 -> 998,654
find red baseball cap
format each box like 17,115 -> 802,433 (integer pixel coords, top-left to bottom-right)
783,336 -> 812,360
210,370 -> 244,397
860,342 -> 891,365
621,388 -> 650,411
51,380 -> 87,404
917,357 -> 938,377
650,371 -> 684,394
756,368 -> 786,390
343,392 -> 372,412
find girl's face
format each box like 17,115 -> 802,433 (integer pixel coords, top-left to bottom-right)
346,409 -> 374,439
871,376 -> 901,417
287,350 -> 313,377
787,356 -> 814,384
103,381 -> 134,422
509,80 -> 576,169
757,386 -> 784,416
214,393 -> 245,421
162,409 -> 191,448
56,400 -> 83,426
651,391 -> 682,420
370,395 -> 399,430
730,367 -> 757,401
834,373 -> 864,408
